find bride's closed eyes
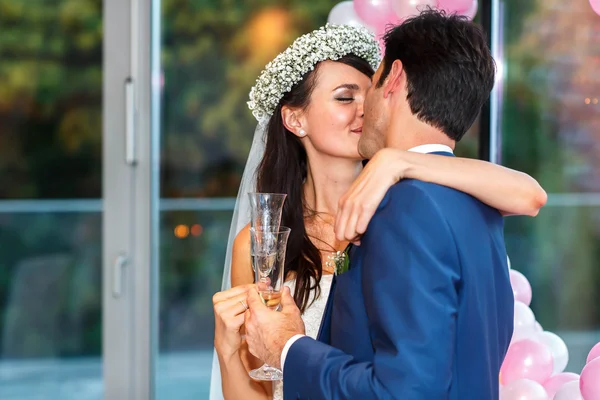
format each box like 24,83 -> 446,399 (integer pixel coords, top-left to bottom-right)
333,83 -> 361,103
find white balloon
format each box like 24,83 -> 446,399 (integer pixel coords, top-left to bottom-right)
534,331 -> 569,374
500,379 -> 547,400
553,380 -> 583,400
507,255 -> 512,270
512,301 -> 536,342
328,1 -> 370,30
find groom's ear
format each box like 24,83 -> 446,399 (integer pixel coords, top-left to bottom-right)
281,106 -> 305,138
382,60 -> 405,99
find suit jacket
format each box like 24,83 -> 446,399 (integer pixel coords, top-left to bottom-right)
283,152 -> 514,399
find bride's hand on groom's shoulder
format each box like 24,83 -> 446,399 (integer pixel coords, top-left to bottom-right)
212,284 -> 254,361
336,148 -> 410,243
244,286 -> 305,369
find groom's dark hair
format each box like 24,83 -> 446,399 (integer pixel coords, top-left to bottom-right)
378,8 -> 495,142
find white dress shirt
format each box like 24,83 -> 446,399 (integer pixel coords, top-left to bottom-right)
279,144 -> 454,371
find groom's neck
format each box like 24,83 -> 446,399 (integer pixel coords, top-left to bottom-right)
386,117 -> 455,151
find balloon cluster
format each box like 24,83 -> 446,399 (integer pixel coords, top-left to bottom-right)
500,259 -> 600,400
327,0 -> 478,50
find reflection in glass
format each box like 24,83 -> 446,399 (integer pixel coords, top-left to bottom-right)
0,0 -> 103,398
0,211 -> 102,399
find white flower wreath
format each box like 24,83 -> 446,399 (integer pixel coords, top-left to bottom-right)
247,24 -> 381,121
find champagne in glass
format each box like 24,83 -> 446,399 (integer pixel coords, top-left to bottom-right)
259,290 -> 282,310
248,226 -> 291,380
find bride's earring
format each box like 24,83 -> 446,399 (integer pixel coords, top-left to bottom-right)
298,129 -> 307,137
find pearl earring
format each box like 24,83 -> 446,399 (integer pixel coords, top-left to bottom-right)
299,129 -> 306,137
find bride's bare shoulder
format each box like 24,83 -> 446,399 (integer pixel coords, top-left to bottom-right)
231,223 -> 252,287
234,223 -> 251,252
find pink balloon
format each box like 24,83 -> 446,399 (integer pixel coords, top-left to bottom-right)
460,0 -> 478,20
510,270 -> 532,306
500,379 -> 547,400
543,373 -> 579,399
591,0 -> 600,16
437,0 -> 472,13
554,380 -> 583,400
586,342 -> 600,364
353,0 -> 395,27
580,357 -> 600,400
391,0 -> 436,19
513,301 -> 536,342
500,339 -> 554,385
328,1 -> 369,28
375,24 -> 389,54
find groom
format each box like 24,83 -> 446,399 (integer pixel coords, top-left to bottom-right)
244,9 -> 514,399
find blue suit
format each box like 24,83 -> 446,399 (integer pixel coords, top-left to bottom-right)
283,152 -> 514,399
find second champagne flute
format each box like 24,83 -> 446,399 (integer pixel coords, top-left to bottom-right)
248,226 -> 291,380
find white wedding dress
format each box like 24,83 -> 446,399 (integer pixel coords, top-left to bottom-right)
272,274 -> 334,400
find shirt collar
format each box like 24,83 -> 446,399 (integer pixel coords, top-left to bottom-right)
407,144 -> 454,154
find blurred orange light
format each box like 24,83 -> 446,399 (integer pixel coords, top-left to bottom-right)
585,98 -> 591,104
593,98 -> 599,104
248,9 -> 290,60
174,224 -> 189,239
191,224 -> 203,236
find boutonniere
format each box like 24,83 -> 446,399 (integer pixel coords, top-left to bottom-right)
327,244 -> 353,276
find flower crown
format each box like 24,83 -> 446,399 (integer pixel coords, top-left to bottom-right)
247,24 -> 381,122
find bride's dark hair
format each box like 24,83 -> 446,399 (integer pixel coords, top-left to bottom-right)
256,54 -> 375,313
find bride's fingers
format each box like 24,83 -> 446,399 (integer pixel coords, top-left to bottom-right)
212,283 -> 254,304
344,204 -> 360,241
356,204 -> 375,235
335,199 -> 351,241
215,293 -> 250,318
223,313 -> 246,332
334,208 -> 342,240
333,195 -> 346,236
337,171 -> 375,240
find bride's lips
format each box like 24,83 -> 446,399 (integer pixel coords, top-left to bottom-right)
351,127 -> 363,134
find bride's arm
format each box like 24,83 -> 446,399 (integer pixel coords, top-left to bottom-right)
396,149 -> 547,216
335,148 -> 547,241
216,225 -> 271,400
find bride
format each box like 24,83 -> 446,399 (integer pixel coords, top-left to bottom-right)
211,24 -> 545,400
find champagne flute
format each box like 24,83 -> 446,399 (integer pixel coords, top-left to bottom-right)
248,226 -> 291,381
248,193 -> 286,231
248,193 -> 286,274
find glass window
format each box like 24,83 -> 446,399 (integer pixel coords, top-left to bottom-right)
0,1 -> 103,398
500,0 -> 600,371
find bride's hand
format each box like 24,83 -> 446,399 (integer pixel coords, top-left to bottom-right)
335,148 -> 410,243
213,284 -> 255,361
